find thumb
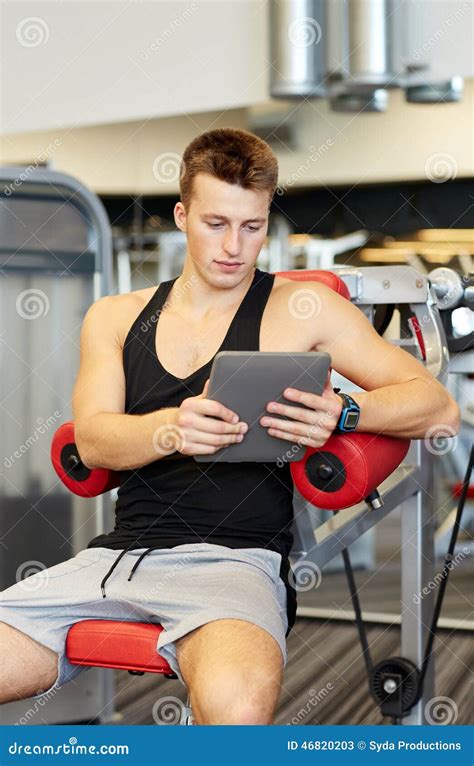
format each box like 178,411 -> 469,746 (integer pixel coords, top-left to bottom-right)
199,378 -> 210,398
321,370 -> 334,398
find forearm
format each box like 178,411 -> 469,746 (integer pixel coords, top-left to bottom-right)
76,408 -> 179,471
350,378 -> 461,439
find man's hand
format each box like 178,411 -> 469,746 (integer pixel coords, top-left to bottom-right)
259,372 -> 343,449
170,379 -> 248,456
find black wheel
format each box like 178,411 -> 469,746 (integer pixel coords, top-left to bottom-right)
370,656 -> 421,715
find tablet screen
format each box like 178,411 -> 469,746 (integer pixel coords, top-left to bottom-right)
194,351 -> 331,463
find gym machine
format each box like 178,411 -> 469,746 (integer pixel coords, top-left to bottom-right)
0,167 -> 115,725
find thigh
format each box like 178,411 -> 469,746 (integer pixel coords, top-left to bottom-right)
149,545 -> 289,686
0,621 -> 60,704
176,617 -> 284,688
0,548 -> 146,697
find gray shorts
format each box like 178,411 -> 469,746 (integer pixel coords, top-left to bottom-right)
0,543 -> 288,698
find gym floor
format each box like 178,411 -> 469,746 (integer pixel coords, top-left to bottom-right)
111,617 -> 473,726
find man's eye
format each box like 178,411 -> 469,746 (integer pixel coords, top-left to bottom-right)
207,223 -> 261,232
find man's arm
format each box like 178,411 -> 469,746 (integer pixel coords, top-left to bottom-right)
72,297 -> 178,471
311,282 -> 461,439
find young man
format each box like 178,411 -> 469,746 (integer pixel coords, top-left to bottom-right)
0,128 -> 460,724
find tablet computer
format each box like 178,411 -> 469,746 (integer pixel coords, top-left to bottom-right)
194,351 -> 331,463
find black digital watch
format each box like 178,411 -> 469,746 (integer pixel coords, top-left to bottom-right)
333,391 -> 361,434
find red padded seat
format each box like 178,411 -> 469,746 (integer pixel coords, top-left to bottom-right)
66,620 -> 175,675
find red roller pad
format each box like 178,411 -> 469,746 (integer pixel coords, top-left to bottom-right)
66,620 -> 174,674
291,432 -> 410,510
51,421 -> 120,497
276,269 -> 351,299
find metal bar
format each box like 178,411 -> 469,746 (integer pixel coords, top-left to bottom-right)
0,166 -> 113,296
400,441 -> 435,725
296,607 -> 473,632
0,251 -> 96,272
291,463 -> 422,568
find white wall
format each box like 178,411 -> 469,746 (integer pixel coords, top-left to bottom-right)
1,80 -> 472,194
0,0 -> 472,193
1,0 -> 267,135
3,1 -> 473,137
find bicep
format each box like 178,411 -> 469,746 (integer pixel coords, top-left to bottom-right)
72,297 -> 126,429
314,285 -> 435,390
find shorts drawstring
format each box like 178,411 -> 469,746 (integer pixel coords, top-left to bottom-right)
100,542 -> 136,598
127,545 -> 162,581
100,544 -> 162,598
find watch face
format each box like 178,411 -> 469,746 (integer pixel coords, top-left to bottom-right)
344,411 -> 359,429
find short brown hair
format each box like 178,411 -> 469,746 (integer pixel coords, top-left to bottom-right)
180,128 -> 279,211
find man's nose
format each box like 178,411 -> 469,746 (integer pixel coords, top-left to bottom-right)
223,229 -> 241,256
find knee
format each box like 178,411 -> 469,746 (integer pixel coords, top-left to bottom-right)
191,668 -> 280,725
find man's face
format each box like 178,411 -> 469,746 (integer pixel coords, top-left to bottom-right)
174,172 -> 270,286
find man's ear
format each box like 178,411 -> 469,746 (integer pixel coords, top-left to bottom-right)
174,201 -> 187,233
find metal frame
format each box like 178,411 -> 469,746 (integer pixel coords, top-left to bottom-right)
289,265 -> 454,724
290,442 -> 436,724
0,166 -> 113,299
0,166 -> 115,725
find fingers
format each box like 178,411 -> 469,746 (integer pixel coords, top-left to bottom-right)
283,387 -> 341,415
321,370 -> 333,396
265,426 -> 324,450
181,427 -> 245,452
178,381 -> 249,456
270,393 -> 341,427
263,416 -> 322,439
263,403 -> 322,426
185,396 -> 241,424
190,413 -> 248,436
195,378 -> 241,423
199,378 -> 210,398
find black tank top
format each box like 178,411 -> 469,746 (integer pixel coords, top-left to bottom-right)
87,267 -> 297,634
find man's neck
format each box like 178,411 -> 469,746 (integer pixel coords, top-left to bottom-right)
169,262 -> 256,319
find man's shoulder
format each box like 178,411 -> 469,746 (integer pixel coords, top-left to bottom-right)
84,286 -> 161,346
266,273 -> 349,348
93,285 -> 160,317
